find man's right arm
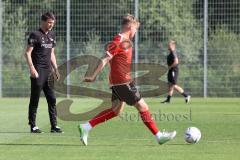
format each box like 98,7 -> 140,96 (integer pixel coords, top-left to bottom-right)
83,54 -> 112,82
83,40 -> 117,82
24,45 -> 39,78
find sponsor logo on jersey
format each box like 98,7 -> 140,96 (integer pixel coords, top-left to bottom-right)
41,43 -> 53,48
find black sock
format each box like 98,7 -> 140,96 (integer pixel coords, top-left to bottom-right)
166,95 -> 171,102
182,92 -> 188,98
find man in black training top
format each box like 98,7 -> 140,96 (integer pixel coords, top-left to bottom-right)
162,40 -> 191,104
24,12 -> 63,133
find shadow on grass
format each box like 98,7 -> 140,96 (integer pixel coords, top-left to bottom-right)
0,132 -> 29,134
0,143 -> 188,147
166,143 -> 189,146
0,143 -> 117,147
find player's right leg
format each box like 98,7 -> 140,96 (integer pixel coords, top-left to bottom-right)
161,84 -> 174,103
78,99 -> 124,146
28,77 -> 43,133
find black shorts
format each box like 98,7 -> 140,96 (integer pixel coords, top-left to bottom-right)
168,68 -> 178,85
111,82 -> 141,106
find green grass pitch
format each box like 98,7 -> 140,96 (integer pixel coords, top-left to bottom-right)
0,98 -> 240,160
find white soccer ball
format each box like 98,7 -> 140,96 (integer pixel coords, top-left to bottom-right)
184,127 -> 201,144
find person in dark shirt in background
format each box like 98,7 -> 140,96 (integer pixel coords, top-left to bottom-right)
162,40 -> 191,104
24,12 -> 63,133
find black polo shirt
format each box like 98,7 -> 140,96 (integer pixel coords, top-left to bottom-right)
167,50 -> 179,70
27,28 -> 56,69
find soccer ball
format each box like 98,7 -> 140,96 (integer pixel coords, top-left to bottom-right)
184,127 -> 201,144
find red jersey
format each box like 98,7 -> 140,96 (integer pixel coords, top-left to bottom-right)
106,34 -> 133,85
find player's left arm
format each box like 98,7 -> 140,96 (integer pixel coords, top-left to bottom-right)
51,48 -> 60,81
83,54 -> 112,82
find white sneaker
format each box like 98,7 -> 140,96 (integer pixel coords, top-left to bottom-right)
158,131 -> 177,145
185,95 -> 191,103
78,124 -> 89,146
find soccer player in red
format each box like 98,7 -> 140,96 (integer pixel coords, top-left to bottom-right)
78,14 -> 176,146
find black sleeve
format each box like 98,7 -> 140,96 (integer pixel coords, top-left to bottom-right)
27,32 -> 38,47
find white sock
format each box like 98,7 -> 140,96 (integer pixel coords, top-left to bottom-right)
155,131 -> 162,141
82,122 -> 92,132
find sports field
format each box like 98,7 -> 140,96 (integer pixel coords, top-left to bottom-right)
0,98 -> 239,160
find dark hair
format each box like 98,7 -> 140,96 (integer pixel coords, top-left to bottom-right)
41,12 -> 55,21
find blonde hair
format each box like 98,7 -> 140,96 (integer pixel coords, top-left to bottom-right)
169,40 -> 176,46
122,13 -> 140,28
